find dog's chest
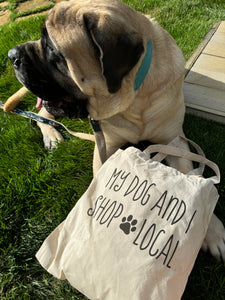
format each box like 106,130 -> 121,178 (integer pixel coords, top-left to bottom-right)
101,95 -> 177,145
101,109 -> 154,144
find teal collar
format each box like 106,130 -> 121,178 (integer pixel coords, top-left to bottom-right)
134,40 -> 153,91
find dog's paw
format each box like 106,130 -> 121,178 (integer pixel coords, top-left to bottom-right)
42,126 -> 64,150
202,214 -> 225,262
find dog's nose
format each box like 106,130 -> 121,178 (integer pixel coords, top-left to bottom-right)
8,47 -> 21,69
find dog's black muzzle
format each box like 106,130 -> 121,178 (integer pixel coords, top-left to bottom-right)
8,43 -> 89,119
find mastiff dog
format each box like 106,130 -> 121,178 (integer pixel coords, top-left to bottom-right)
8,0 -> 225,260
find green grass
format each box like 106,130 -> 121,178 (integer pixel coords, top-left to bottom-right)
0,0 -> 55,22
0,1 -> 225,299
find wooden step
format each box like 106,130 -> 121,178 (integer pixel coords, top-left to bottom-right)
184,21 -> 225,124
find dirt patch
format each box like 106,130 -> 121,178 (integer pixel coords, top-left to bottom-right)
0,2 -> 8,8
17,0 -> 52,13
0,9 -> 10,25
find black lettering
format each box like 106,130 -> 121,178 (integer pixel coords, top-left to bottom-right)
140,224 -> 156,250
161,195 -> 179,221
166,240 -> 179,268
185,210 -> 197,233
171,200 -> 186,225
105,168 -> 122,189
141,183 -> 156,206
149,229 -> 166,256
156,234 -> 174,266
133,219 -> 147,246
114,171 -> 130,192
106,203 -> 124,227
87,195 -> 104,216
99,201 -> 117,225
133,180 -> 148,202
100,202 -> 123,227
95,198 -> 110,220
124,176 -> 139,197
151,190 -> 168,216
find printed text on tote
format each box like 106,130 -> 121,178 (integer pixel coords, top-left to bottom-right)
87,168 -> 198,269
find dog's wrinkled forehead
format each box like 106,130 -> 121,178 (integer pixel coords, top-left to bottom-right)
44,1 -> 91,54
43,0 -> 144,94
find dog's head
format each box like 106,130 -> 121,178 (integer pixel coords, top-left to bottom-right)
8,0 -> 144,119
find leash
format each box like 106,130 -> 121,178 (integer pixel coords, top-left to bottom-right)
90,119 -> 107,164
0,101 -> 95,142
0,100 -> 109,163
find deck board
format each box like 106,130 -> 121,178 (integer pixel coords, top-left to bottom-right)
184,21 -> 225,123
203,33 -> 225,58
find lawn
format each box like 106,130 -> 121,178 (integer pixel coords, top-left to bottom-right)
0,0 -> 225,299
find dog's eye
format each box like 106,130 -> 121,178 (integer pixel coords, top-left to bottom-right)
46,43 -> 55,55
46,43 -> 53,51
46,44 -> 60,62
45,44 -> 67,74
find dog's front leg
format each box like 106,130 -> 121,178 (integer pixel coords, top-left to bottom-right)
202,214 -> 225,261
37,107 -> 64,149
92,139 -> 124,176
164,134 -> 194,174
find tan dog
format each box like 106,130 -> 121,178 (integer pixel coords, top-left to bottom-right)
8,0 -> 225,261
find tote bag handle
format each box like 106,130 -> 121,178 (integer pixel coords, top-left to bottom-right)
146,136 -> 206,176
144,136 -> 220,184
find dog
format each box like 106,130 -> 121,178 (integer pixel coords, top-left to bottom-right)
8,0 -> 225,261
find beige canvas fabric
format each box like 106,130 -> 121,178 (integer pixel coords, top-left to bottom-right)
36,138 -> 220,300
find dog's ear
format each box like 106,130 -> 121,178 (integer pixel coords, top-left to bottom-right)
83,13 -> 144,93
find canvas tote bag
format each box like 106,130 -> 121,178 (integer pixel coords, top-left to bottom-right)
36,137 -> 220,300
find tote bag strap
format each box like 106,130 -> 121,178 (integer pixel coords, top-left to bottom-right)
144,136 -> 220,184
145,136 -> 206,175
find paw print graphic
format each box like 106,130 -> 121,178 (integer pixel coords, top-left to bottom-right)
120,215 -> 138,235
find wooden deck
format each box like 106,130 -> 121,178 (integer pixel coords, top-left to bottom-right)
184,21 -> 225,124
